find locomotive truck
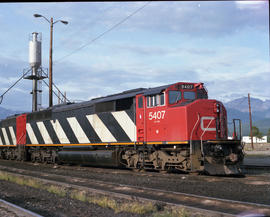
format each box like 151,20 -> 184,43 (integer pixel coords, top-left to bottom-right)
0,81 -> 243,175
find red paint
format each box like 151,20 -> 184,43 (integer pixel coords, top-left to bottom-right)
136,94 -> 145,142
16,114 -> 27,145
135,82 -> 228,143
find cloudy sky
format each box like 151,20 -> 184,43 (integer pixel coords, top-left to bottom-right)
0,1 -> 268,111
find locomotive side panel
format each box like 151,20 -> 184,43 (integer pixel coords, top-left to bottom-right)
186,99 -> 218,141
161,107 -> 188,141
26,109 -> 52,145
0,117 -> 17,146
16,114 -> 27,145
54,107 -> 136,144
24,100 -> 136,145
144,106 -> 188,142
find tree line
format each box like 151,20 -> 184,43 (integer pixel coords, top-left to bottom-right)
251,126 -> 270,143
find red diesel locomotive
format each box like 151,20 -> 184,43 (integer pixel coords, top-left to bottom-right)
0,81 -> 243,175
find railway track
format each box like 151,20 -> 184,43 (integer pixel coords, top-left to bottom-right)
0,199 -> 42,217
0,164 -> 269,216
242,165 -> 270,174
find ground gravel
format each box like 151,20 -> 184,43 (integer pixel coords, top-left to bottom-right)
0,158 -> 269,208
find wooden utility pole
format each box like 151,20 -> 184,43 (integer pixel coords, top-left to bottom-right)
33,14 -> 68,108
49,17 -> 53,108
248,93 -> 254,150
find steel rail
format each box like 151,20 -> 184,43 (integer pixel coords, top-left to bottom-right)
0,199 -> 43,217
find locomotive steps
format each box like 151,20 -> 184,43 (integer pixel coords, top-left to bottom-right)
0,165 -> 269,217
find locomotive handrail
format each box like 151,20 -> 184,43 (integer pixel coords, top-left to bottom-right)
200,118 -> 215,157
233,119 -> 242,140
190,113 -> 200,155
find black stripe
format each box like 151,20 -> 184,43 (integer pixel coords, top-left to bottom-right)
5,126 -> 13,145
76,113 -> 101,143
98,112 -> 131,142
0,128 -> 6,145
30,122 -> 45,144
13,125 -> 16,144
43,120 -> 60,144
58,117 -> 79,144
126,109 -> 135,123
26,131 -> 31,144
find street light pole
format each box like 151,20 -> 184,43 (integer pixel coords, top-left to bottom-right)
49,17 -> 53,107
33,14 -> 68,108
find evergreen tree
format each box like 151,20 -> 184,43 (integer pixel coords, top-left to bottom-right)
267,128 -> 270,143
251,126 -> 263,142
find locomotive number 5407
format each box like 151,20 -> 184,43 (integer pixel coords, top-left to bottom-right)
148,111 -> 166,120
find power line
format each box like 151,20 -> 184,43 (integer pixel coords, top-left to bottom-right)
0,69 -> 31,104
42,70 -> 71,103
54,4 -> 116,51
54,1 -> 150,64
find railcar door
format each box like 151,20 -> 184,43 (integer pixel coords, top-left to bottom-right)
136,94 -> 145,142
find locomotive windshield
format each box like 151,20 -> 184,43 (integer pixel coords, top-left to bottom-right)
183,91 -> 196,100
169,90 -> 181,104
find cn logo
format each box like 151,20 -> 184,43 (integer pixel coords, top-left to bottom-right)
201,116 -> 216,131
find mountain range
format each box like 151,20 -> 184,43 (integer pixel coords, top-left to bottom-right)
0,97 -> 269,136
0,107 -> 25,120
224,97 -> 270,135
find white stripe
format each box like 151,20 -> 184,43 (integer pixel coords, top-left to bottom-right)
0,134 -> 3,145
67,117 -> 90,143
112,111 -> 136,141
86,114 -> 116,142
37,122 -> 53,144
50,120 -> 70,144
26,123 -> 39,144
9,126 -> 17,145
2,128 -> 10,145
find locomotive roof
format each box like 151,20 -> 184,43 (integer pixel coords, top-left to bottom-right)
53,83 -> 170,112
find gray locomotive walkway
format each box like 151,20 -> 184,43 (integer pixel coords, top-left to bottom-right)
0,199 -> 42,217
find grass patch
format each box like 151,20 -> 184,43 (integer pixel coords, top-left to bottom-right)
70,189 -> 87,202
46,185 -> 67,197
152,208 -> 190,217
117,201 -> 157,214
88,196 -> 118,210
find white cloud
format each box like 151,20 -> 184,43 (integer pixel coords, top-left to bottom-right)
235,1 -> 266,10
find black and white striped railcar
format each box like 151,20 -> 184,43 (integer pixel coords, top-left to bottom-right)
0,87 -> 151,164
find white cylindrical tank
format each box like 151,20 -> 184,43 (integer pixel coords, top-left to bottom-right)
29,32 -> 42,68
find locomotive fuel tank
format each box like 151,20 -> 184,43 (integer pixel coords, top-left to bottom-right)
58,146 -> 123,167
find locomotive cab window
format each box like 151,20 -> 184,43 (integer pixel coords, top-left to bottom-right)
138,97 -> 143,108
159,93 -> 165,106
147,93 -> 165,108
183,91 -> 196,100
169,90 -> 181,104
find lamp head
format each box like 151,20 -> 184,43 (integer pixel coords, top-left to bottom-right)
33,14 -> 42,18
60,20 -> 68,25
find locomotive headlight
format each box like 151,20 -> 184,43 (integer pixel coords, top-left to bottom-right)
214,103 -> 220,113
